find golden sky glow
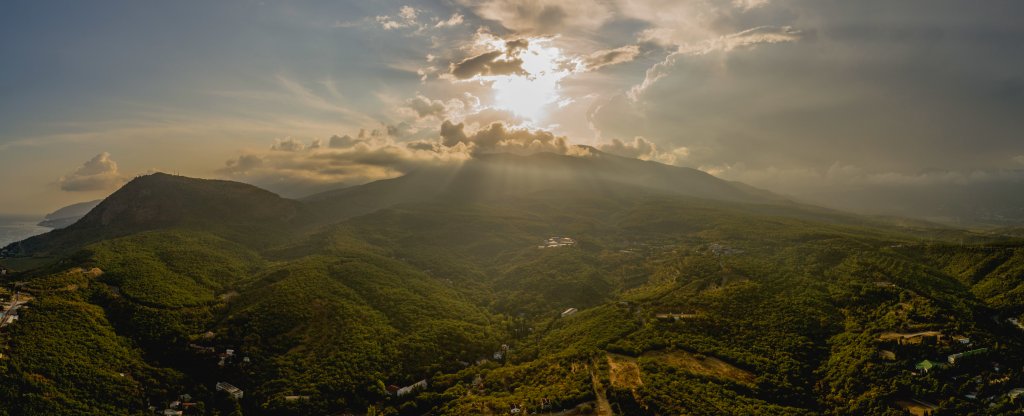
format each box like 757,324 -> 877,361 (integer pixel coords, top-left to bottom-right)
2,1 -> 1023,222
486,38 -> 575,123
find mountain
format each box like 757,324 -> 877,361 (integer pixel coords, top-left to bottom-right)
3,153 -> 1024,416
1,172 -> 308,257
303,148 -> 786,222
37,199 -> 102,229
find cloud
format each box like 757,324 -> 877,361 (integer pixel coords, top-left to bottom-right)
597,137 -> 688,165
439,121 -> 590,157
732,0 -> 770,10
271,137 -> 307,152
591,2 -> 1024,186
461,107 -> 527,128
405,94 -> 474,120
406,95 -> 451,118
683,25 -> 804,55
58,152 -> 124,192
376,5 -> 420,30
582,45 -> 642,70
449,50 -> 526,80
220,133 -> 473,197
435,13 -> 464,28
630,25 -> 803,99
458,0 -> 612,34
329,134 -> 356,149
220,121 -> 639,196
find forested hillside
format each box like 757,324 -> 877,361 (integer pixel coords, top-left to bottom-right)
3,155 -> 1024,415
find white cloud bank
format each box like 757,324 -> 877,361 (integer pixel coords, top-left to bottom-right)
58,152 -> 125,192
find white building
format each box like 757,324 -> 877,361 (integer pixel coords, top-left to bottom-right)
396,379 -> 427,397
216,382 -> 244,399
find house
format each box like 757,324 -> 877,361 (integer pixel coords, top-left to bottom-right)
948,348 -> 989,365
896,399 -> 938,416
915,360 -> 944,373
879,331 -> 944,345
561,308 -> 578,318
655,312 -> 700,322
396,379 -> 427,397
216,382 -> 244,399
1008,388 -> 1024,401
187,343 -> 215,354
284,395 -> 311,402
952,336 -> 971,345
878,350 -> 897,361
162,410 -> 183,416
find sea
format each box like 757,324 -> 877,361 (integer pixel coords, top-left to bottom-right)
0,215 -> 50,247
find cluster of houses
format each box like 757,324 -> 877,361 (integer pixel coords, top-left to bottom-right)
890,331 -> 987,375
0,291 -> 28,328
216,348 -> 250,368
151,394 -> 198,416
185,336 -> 251,369
879,329 -> 1024,412
538,237 -> 576,249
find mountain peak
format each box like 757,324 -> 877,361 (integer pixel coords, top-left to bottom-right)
4,173 -> 307,256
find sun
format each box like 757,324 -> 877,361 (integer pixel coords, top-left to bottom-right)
485,38 -> 576,123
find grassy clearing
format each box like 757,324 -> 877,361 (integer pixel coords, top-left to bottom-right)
641,349 -> 756,386
606,353 -> 643,389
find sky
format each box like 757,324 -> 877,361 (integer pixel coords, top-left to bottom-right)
1,1 -> 1023,222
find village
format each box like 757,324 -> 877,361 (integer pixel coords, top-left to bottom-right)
876,321 -> 1024,414
538,236 -> 576,249
0,289 -> 29,330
